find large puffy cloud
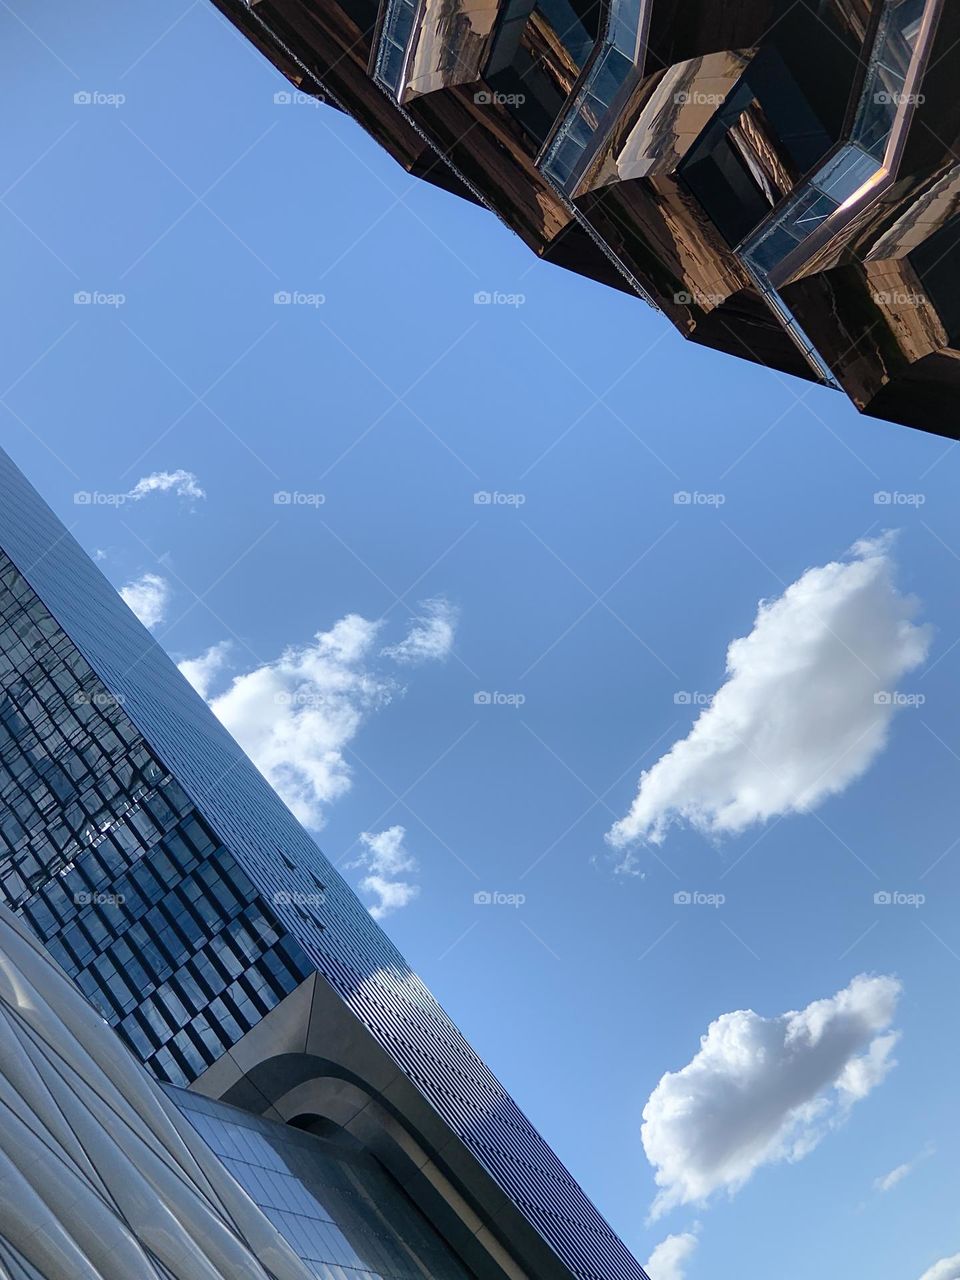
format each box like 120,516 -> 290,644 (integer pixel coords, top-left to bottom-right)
608,536 -> 930,855
120,572 -> 171,630
352,825 -> 419,919
200,614 -> 393,828
642,974 -> 901,1218
128,469 -> 205,502
919,1256 -> 960,1280
645,1231 -> 699,1280
382,597 -> 458,665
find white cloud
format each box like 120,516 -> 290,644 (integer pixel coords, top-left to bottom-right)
874,1162 -> 912,1193
642,974 -> 901,1218
120,572 -> 171,630
352,825 -> 419,920
645,1231 -> 698,1280
128,469 -> 205,503
874,1142 -> 933,1193
919,1256 -> 960,1280
205,614 -> 393,828
178,641 -> 232,699
382,597 -> 458,665
608,536 -> 930,857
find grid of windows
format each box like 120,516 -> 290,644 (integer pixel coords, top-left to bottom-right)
0,552 -> 313,1085
173,1089 -> 476,1280
0,445 -> 648,1280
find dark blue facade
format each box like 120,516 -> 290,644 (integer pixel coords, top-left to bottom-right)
0,446 -> 648,1280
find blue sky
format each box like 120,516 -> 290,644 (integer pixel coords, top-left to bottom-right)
2,5 -> 960,1279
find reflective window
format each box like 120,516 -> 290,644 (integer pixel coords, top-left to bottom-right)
172,1089 -> 477,1280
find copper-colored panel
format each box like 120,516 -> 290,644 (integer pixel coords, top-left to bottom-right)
727,99 -> 797,204
579,51 -> 754,189
401,0 -> 501,100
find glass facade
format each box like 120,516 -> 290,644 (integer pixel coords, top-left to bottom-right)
0,548 -> 314,1086
742,0 -> 930,275
172,1089 -> 476,1280
0,443 -> 648,1280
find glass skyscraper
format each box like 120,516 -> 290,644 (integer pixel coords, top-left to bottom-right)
0,444 -> 648,1280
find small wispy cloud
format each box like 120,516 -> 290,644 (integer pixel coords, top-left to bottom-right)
874,1143 -> 934,1193
351,825 -> 419,919
382,597 -> 458,665
128,469 -> 205,503
120,572 -> 171,630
